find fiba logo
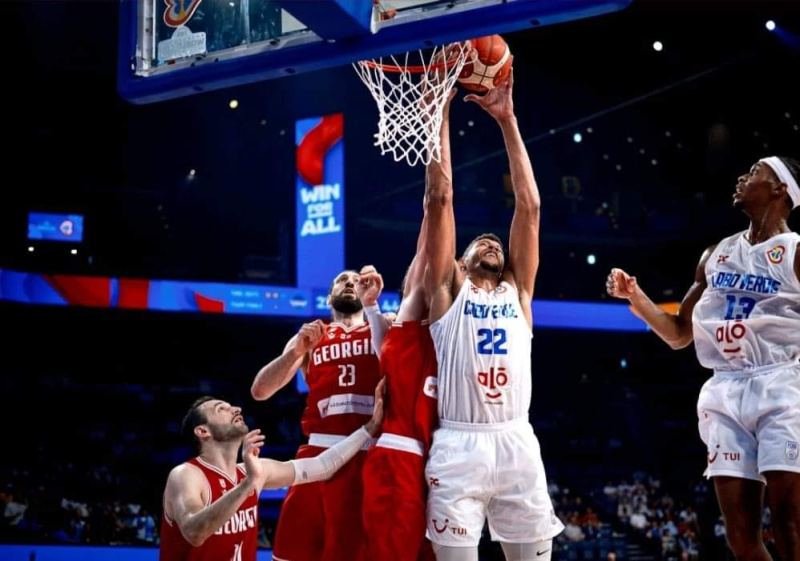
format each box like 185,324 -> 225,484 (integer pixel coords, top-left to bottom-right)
767,245 -> 785,264
163,0 -> 203,28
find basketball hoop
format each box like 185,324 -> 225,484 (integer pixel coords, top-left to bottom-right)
353,41 -> 472,167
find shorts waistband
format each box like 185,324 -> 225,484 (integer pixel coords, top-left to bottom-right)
714,357 -> 800,379
438,417 -> 527,432
308,432 -> 376,451
376,433 -> 425,456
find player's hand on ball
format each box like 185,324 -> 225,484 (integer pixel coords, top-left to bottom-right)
464,61 -> 514,121
606,268 -> 638,300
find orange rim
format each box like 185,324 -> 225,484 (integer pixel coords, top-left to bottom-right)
358,42 -> 471,74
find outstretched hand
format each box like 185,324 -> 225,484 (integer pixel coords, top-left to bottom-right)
464,62 -> 514,122
606,268 -> 638,300
356,265 -> 384,307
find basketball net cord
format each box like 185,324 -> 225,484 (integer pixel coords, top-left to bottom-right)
353,41 -> 472,167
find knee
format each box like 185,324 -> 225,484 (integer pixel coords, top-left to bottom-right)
726,530 -> 764,558
771,500 -> 800,534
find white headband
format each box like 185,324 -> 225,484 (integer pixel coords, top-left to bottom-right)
759,156 -> 800,209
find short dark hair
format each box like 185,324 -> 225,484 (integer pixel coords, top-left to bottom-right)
182,396 -> 215,452
462,233 -> 504,259
778,156 -> 800,212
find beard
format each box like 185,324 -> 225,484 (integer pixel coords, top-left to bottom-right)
479,260 -> 502,274
207,422 -> 249,442
330,294 -> 363,314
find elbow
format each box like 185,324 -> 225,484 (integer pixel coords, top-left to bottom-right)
516,195 -> 541,215
188,536 -> 206,548
424,185 -> 453,211
183,529 -> 207,548
250,382 -> 271,402
667,335 -> 693,350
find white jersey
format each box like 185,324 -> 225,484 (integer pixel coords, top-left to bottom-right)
692,231 -> 800,373
430,278 -> 532,424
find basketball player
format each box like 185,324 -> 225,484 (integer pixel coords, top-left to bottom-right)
607,157 -> 800,561
357,202 -> 438,558
251,270 -> 382,561
423,73 -> 563,561
159,384 -> 385,561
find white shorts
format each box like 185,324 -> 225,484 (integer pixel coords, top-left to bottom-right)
425,418 -> 564,547
697,364 -> 800,483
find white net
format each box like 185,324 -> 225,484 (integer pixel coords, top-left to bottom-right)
353,41 -> 471,167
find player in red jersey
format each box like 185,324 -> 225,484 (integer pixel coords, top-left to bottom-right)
356,173 -> 439,559
251,270 -> 383,561
160,384 -> 385,561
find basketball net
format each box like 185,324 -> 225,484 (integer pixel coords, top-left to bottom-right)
353,41 -> 471,167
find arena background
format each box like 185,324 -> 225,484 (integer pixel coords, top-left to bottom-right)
2,1 -> 800,559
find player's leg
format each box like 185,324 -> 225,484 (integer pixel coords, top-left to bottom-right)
419,537 -> 437,561
426,428 -> 489,558
487,423 -> 563,550
322,450 -> 369,561
756,366 -> 800,561
272,446 -> 325,561
363,447 -> 429,560
500,540 -> 552,561
714,476 -> 771,560
699,375 -> 770,559
764,472 -> 800,561
431,543 -> 479,561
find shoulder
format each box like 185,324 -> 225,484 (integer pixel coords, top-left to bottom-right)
451,262 -> 467,295
165,462 -> 206,495
500,271 -> 519,294
169,462 -> 205,482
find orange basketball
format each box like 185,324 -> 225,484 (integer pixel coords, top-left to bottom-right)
458,35 -> 512,93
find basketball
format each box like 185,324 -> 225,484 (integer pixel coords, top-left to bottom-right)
458,35 -> 513,93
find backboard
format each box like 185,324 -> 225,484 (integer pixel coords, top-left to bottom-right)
118,0 -> 632,104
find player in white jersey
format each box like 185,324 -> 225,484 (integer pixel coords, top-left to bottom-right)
423,73 -> 563,561
607,156 -> 800,561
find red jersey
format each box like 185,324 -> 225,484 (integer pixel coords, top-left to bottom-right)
379,320 -> 438,452
301,321 -> 382,437
160,458 -> 259,561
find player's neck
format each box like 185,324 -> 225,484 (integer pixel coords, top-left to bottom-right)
467,272 -> 501,292
331,311 -> 365,327
198,443 -> 240,480
745,205 -> 790,245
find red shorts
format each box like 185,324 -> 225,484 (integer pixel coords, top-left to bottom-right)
273,445 -> 368,561
362,445 -> 435,561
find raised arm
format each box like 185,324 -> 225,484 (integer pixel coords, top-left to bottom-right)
251,320 -> 325,400
465,68 -> 538,325
357,265 -> 391,357
424,90 -> 458,323
607,245 -> 715,350
499,80 -> 540,301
